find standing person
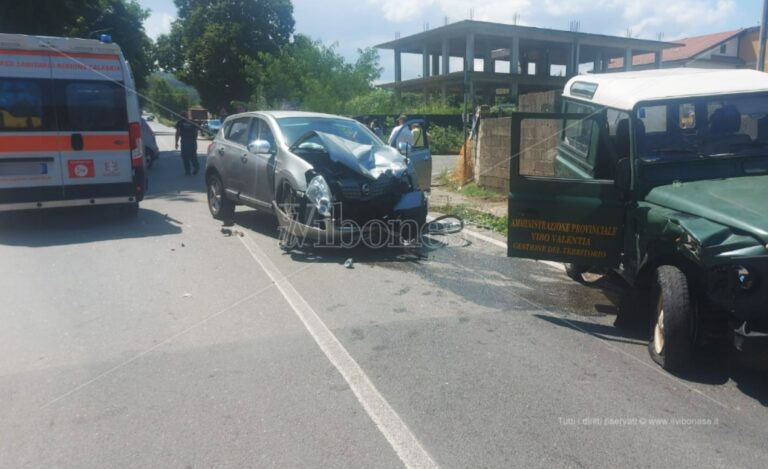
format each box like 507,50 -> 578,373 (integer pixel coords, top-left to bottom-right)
369,119 -> 384,140
388,114 -> 413,148
175,113 -> 200,175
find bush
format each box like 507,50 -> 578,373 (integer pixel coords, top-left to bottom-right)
428,124 -> 464,154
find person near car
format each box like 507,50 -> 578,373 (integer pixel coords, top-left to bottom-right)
369,119 -> 384,140
175,115 -> 200,175
388,115 -> 413,147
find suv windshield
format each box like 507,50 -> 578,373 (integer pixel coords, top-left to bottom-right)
277,116 -> 382,148
636,93 -> 768,162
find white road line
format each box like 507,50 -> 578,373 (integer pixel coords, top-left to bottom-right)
238,233 -> 438,469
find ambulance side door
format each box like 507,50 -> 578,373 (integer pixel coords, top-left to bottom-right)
51,52 -> 132,199
0,49 -> 63,203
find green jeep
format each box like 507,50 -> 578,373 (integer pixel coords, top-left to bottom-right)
507,68 -> 768,372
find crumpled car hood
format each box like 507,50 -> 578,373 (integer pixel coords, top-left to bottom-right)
313,132 -> 410,180
646,175 -> 768,244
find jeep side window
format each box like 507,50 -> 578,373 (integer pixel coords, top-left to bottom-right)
522,99 -> 627,181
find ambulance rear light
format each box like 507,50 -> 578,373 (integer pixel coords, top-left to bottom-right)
128,122 -> 143,168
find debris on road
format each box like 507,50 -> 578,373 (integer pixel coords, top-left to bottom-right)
344,258 -> 354,269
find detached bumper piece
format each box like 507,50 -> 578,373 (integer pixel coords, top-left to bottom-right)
733,321 -> 768,353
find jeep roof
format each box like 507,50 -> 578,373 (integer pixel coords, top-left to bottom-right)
563,68 -> 768,111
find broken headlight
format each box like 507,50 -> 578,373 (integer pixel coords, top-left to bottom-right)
734,265 -> 759,293
306,175 -> 332,217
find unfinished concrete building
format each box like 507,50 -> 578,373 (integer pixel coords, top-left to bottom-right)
375,20 -> 679,106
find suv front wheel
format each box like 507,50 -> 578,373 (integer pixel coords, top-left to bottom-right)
207,173 -> 235,220
648,265 -> 695,372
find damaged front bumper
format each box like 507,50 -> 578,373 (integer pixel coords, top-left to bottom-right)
273,191 -> 427,245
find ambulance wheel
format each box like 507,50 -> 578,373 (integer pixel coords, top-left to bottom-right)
207,173 -> 235,220
120,202 -> 139,218
648,266 -> 694,373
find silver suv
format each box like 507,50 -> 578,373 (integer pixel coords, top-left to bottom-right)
204,111 -> 431,242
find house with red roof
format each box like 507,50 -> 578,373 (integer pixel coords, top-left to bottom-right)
609,27 -> 763,71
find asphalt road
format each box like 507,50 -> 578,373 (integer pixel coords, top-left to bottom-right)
1,139 -> 767,468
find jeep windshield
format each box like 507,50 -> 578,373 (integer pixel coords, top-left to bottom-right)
635,93 -> 768,163
277,116 -> 384,150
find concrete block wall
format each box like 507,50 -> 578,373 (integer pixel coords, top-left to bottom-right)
473,90 -> 561,193
475,118 -> 512,193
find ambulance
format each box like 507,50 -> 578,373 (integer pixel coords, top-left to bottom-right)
0,33 -> 145,216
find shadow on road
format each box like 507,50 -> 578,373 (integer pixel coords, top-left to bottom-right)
0,206 -> 182,248
144,153 -> 207,201
534,313 -> 768,406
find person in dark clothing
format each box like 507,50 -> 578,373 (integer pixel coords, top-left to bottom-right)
175,117 -> 200,175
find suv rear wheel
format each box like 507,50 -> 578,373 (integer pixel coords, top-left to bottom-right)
207,173 -> 235,220
648,265 -> 695,372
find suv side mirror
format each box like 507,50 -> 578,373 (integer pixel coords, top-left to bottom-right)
615,157 -> 632,191
397,141 -> 410,156
248,139 -> 271,154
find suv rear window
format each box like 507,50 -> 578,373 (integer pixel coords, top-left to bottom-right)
0,78 -> 51,132
58,81 -> 127,131
225,117 -> 251,146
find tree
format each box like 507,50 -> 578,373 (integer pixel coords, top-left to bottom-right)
1,0 -> 155,91
145,74 -> 196,120
156,0 -> 295,111
248,35 -> 382,114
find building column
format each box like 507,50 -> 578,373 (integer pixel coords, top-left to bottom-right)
432,54 -> 440,76
465,32 -> 475,72
422,44 -> 429,78
484,47 -> 494,73
573,40 -> 580,75
508,82 -> 519,105
624,48 -> 633,71
509,36 -> 520,75
654,51 -> 663,69
441,83 -> 447,101
441,37 -> 450,75
394,48 -> 402,82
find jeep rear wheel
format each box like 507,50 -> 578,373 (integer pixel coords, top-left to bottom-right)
648,266 -> 694,372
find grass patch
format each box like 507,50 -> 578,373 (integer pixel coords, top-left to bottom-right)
435,171 -> 505,201
459,182 -> 504,200
432,204 -> 508,236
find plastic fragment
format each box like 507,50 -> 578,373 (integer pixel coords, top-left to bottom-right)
344,258 -> 354,268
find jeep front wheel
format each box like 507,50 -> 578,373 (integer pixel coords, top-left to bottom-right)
648,265 -> 694,372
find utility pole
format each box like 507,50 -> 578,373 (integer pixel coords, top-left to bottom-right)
759,0 -> 768,71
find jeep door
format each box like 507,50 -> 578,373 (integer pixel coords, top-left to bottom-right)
507,112 -> 625,267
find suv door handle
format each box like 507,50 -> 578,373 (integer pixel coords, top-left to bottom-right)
217,147 -> 225,155
240,154 -> 248,163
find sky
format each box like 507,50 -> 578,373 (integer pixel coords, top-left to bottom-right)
138,0 -> 764,83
